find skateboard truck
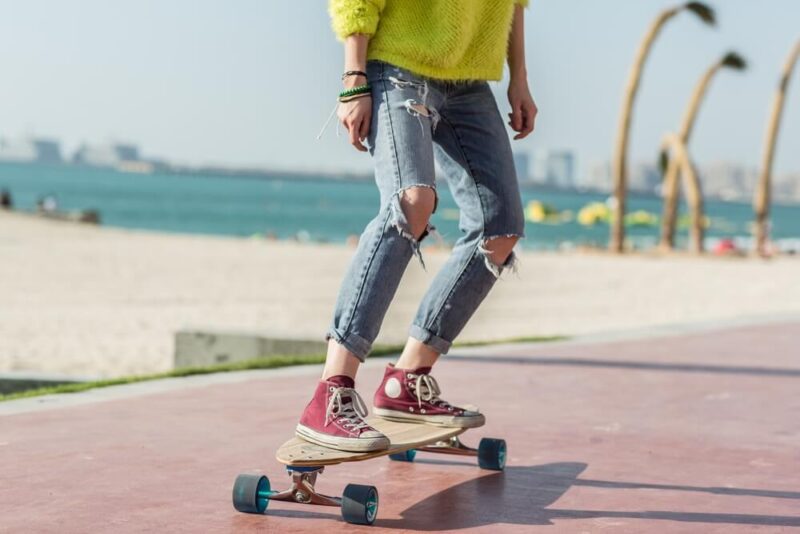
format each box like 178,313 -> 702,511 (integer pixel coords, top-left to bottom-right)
389,436 -> 506,469
268,466 -> 341,507
417,435 -> 478,456
233,468 -> 378,525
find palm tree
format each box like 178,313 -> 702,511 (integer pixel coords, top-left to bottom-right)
659,133 -> 704,253
610,2 -> 716,253
659,52 -> 747,253
753,39 -> 800,257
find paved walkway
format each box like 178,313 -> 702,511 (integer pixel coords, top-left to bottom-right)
2,321 -> 799,533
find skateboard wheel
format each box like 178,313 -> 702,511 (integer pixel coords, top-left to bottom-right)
341,484 -> 379,525
388,449 -> 416,462
477,438 -> 507,471
232,474 -> 271,514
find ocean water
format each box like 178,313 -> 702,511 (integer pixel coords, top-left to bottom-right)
2,162 -> 799,250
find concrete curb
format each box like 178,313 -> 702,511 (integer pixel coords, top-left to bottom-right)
3,312 -> 798,417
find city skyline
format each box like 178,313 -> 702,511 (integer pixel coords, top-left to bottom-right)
0,0 -> 798,181
4,131 -> 799,205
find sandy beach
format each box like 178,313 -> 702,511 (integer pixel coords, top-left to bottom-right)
1,210 -> 799,378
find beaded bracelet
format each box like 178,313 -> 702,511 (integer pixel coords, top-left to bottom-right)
338,84 -> 371,101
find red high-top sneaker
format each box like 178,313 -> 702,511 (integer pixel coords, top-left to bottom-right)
372,364 -> 485,428
296,375 -> 390,452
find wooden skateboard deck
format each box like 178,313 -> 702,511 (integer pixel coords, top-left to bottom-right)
277,416 -> 466,467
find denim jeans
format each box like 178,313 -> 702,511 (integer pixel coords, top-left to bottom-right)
326,60 -> 526,362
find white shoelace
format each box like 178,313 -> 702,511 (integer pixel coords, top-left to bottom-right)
325,387 -> 372,432
411,374 -> 454,410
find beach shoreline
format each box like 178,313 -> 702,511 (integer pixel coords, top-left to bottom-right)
2,210 -> 799,378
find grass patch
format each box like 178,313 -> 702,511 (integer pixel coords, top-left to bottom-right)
0,335 -> 566,403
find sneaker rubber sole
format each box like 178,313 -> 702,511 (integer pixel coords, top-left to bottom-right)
295,424 -> 390,453
372,407 -> 486,429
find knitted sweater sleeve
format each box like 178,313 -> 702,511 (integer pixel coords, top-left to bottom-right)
328,0 -> 387,41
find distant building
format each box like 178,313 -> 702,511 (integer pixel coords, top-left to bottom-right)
774,172 -> 800,203
629,162 -> 661,194
585,161 -> 612,191
547,151 -> 576,188
531,149 -> 576,188
114,143 -> 141,162
0,137 -> 63,164
73,142 -> 145,168
699,161 -> 759,201
513,152 -> 531,183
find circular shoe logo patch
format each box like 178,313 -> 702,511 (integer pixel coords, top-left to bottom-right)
384,377 -> 402,398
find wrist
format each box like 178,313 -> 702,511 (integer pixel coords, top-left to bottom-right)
509,76 -> 529,92
509,68 -> 528,84
342,74 -> 368,89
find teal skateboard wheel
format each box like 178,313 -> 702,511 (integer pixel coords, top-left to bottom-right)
477,438 -> 506,471
388,449 -> 416,462
341,484 -> 379,525
232,474 -> 271,513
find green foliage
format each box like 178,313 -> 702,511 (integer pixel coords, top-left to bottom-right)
721,51 -> 748,71
684,2 -> 716,26
659,149 -> 670,175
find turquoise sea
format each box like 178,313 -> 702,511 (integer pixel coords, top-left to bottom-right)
2,162 -> 799,251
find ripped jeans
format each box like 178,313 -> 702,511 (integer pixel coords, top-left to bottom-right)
326,60 -> 526,362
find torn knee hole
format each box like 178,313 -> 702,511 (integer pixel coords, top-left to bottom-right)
397,186 -> 437,240
389,186 -> 438,270
478,235 -> 521,278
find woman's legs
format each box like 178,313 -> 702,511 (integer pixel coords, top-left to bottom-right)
298,62 -> 443,450
392,234 -> 518,371
372,80 -> 525,427
394,337 -> 440,370
408,81 -> 526,356
324,63 -> 442,368
323,185 -> 437,380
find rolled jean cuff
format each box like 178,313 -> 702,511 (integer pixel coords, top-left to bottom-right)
409,324 -> 452,355
325,328 -> 371,362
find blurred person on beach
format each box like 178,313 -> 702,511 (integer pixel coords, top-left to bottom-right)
296,0 -> 537,452
36,194 -> 59,214
0,189 -> 12,209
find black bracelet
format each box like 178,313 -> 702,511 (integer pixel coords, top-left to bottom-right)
342,70 -> 368,80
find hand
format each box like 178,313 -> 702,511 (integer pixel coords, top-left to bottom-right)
507,78 -> 537,140
338,94 -> 372,152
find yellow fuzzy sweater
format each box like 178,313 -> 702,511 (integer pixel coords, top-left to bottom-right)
328,0 -> 529,81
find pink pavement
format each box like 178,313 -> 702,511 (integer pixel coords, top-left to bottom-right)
1,321 -> 799,533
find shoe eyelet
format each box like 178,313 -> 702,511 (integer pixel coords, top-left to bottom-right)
409,407 -> 414,412
406,374 -> 413,379
329,386 -> 334,392
420,409 -> 426,414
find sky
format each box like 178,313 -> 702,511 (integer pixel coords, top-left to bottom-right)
0,0 -> 798,180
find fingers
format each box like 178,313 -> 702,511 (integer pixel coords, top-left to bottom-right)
338,101 -> 371,152
347,118 -> 366,152
348,117 -> 367,152
513,101 -> 538,140
507,102 -> 523,133
358,110 -> 371,145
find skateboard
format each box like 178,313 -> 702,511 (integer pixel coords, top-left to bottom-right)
231,416 -> 506,525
